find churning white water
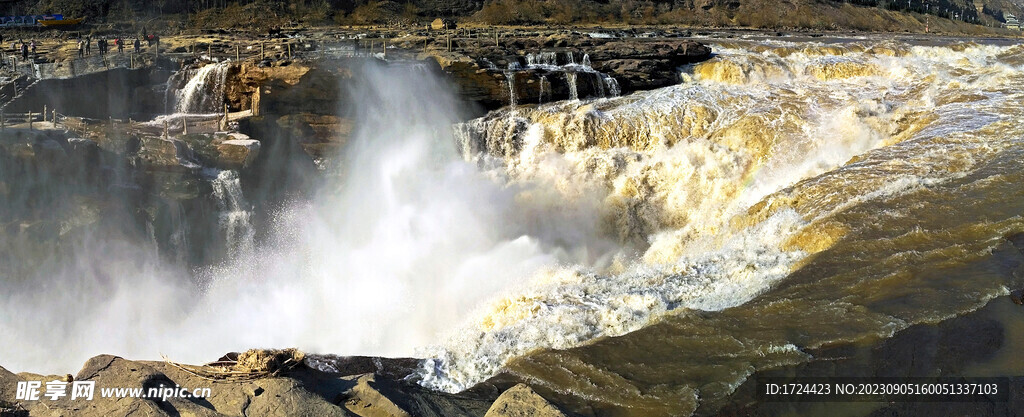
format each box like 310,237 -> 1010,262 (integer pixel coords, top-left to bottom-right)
3,41 -> 1022,401
0,62 -> 575,374
209,169 -> 255,255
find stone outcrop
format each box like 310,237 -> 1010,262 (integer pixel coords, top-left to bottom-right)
420,37 -> 711,108
484,384 -> 568,417
0,352 -> 494,417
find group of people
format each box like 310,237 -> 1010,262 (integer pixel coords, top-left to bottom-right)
0,30 -> 162,66
5,37 -> 38,61
76,34 -> 158,58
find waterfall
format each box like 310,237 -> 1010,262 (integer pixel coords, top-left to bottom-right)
595,73 -> 606,98
526,52 -> 558,67
166,201 -> 191,265
174,62 -> 230,114
209,169 -> 255,255
601,73 -> 621,97
566,72 -> 578,101
505,63 -> 519,106
509,50 -> 619,102
539,75 -> 548,104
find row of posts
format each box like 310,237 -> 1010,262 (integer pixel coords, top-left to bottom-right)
0,106 -> 58,131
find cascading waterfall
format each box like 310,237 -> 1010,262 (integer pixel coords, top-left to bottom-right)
601,73 -> 621,97
565,72 -> 579,100
209,169 -> 255,255
166,202 -> 192,265
174,62 -> 230,114
6,40 -> 1024,417
505,62 -> 520,106
418,40 -> 1024,396
526,51 -> 558,67
538,75 -> 548,104
511,51 -> 621,102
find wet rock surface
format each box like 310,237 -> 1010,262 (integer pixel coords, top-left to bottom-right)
484,384 -> 568,417
708,296 -> 1024,417
420,37 -> 711,108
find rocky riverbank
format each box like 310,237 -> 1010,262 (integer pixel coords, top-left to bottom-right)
2,291 -> 1021,417
0,351 -> 566,417
2,27 -> 712,111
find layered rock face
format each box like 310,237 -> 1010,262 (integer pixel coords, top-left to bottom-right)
418,37 -> 712,108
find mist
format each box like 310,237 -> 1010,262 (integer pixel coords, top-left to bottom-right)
0,61 -> 616,374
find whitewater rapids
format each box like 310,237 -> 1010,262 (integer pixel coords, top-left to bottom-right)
2,39 -> 1024,417
417,39 -> 1024,396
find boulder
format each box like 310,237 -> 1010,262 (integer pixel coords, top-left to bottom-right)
485,384 -> 567,417
214,134 -> 261,170
431,18 -> 456,30
344,374 -> 413,417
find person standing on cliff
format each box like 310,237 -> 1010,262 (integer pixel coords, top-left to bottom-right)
134,38 -> 141,54
77,39 -> 84,58
30,40 -> 36,57
116,37 -> 124,54
20,42 -> 27,60
85,35 -> 91,55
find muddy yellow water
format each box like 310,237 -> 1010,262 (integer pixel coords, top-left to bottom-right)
418,39 -> 1024,416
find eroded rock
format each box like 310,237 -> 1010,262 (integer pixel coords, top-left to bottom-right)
485,384 -> 567,417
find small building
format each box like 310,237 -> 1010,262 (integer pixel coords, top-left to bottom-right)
1004,13 -> 1021,30
431,18 -> 455,31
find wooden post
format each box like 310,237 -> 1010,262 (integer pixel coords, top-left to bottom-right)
52,110 -> 56,126
235,44 -> 239,61
208,43 -> 212,58
43,106 -> 47,123
130,52 -> 134,68
221,103 -> 228,131
495,30 -> 499,47
251,89 -> 260,117
287,42 -> 291,58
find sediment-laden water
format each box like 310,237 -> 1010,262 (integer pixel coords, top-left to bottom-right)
2,38 -> 1024,416
417,39 -> 1024,413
